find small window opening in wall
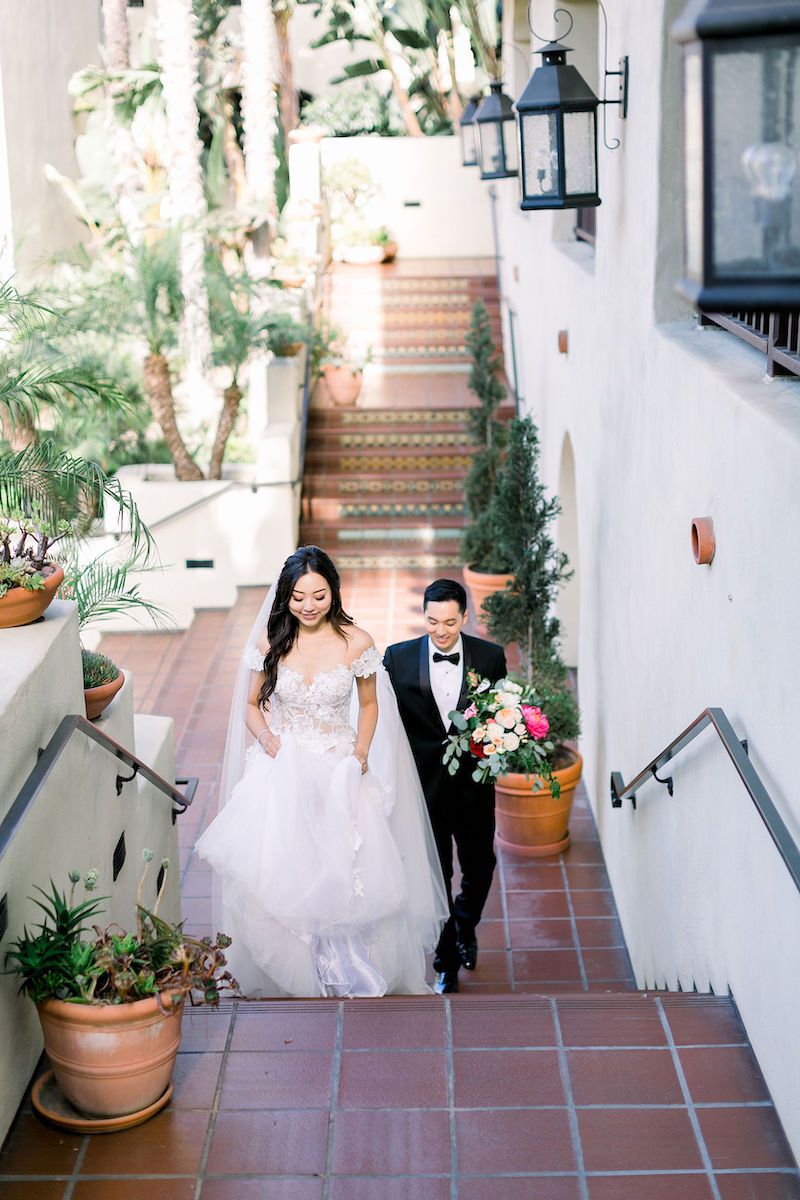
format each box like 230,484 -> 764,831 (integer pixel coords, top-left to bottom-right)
127,0 -> 144,7
186,559 -> 214,569
575,206 -> 596,246
112,832 -> 126,881
0,893 -> 7,942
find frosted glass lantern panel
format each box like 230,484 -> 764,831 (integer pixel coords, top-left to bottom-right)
521,112 -> 559,198
461,123 -> 478,167
683,47 -> 704,282
479,122 -> 502,175
563,111 -> 597,196
712,38 -> 800,279
503,126 -> 519,174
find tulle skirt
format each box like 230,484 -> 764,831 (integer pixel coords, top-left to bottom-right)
196,732 -> 437,997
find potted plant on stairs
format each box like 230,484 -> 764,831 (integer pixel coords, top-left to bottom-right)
480,414 -> 581,855
459,300 -> 511,631
5,852 -> 235,1130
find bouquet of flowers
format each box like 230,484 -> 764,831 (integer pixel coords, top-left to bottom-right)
443,670 -> 561,796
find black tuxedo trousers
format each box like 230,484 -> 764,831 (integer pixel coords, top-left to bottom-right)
384,633 -> 507,971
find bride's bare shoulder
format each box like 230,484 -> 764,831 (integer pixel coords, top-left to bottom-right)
347,625 -> 375,657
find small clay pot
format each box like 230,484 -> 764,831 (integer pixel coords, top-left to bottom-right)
691,517 -> 715,564
84,669 -> 125,720
0,563 -> 64,629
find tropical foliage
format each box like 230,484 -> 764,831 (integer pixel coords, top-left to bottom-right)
5,855 -> 235,1006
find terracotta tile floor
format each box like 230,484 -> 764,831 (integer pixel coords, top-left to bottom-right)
3,261 -> 798,1195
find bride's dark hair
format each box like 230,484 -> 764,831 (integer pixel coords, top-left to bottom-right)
258,545 -> 354,705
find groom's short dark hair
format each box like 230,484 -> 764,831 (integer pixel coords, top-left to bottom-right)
424,578 -> 467,613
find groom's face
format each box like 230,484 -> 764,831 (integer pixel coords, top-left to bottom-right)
424,599 -> 467,654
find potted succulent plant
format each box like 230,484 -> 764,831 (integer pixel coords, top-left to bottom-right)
5,852 -> 235,1126
459,300 -> 511,630
311,317 -> 372,406
0,509 -> 69,628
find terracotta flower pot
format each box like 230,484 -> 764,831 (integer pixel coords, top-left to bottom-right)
84,669 -> 125,721
323,363 -> 363,406
0,563 -> 64,629
462,565 -> 513,635
36,992 -> 184,1118
495,750 -> 583,858
381,241 -> 398,262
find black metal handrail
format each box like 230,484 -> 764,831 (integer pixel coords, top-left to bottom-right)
610,707 -> 800,894
0,715 -> 197,862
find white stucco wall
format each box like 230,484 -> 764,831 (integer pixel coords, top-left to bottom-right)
0,601 -> 177,1145
497,0 -> 800,1159
0,0 -> 99,275
320,136 -> 495,259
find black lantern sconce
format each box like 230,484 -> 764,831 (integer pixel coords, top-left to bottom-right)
475,80 -> 520,180
672,0 -> 800,311
459,95 -> 481,167
515,3 -> 629,211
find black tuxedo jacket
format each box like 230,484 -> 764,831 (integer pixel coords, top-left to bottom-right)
384,634 -> 507,811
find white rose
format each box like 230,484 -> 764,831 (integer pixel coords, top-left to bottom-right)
503,732 -> 521,752
515,723 -> 526,735
486,721 -> 503,741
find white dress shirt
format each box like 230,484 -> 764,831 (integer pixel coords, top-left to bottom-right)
428,635 -> 464,730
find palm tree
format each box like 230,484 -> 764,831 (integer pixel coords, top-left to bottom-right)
155,0 -> 214,413
0,440 -> 153,555
205,263 -> 306,478
240,0 -> 281,241
0,281 -> 135,454
100,0 -> 145,245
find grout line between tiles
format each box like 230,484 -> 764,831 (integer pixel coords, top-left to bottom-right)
656,995 -> 723,1200
551,859 -> 588,992
192,1002 -> 238,1200
552,996 -> 590,1200
445,998 -> 457,1200
61,1125 -> 91,1200
321,1000 -> 344,1200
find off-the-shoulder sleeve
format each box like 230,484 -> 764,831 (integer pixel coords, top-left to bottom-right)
244,645 -> 265,671
351,645 -> 382,678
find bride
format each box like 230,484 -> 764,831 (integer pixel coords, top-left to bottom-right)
196,545 -> 448,997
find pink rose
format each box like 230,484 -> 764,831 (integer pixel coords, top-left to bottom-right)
464,702 -> 478,719
521,704 -> 550,740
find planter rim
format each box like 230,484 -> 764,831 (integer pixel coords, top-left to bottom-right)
462,565 -> 514,585
498,748 -> 583,789
37,990 -> 183,1026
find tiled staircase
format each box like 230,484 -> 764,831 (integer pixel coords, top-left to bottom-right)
301,262 -> 512,568
3,261 -> 798,1195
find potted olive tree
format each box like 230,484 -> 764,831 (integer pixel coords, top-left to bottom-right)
480,415 -> 581,856
459,299 -> 510,629
5,853 -> 234,1128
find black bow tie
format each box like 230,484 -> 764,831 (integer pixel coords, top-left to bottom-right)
432,651 -> 460,665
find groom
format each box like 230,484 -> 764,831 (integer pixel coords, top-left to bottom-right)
384,579 -> 507,993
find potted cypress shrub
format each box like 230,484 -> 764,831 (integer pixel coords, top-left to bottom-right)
5,854 -> 234,1129
459,300 -> 511,630
480,415 -> 581,856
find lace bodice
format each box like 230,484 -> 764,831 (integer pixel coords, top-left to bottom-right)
251,645 -> 382,755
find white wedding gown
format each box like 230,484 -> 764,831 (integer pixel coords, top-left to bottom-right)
196,646 -> 447,998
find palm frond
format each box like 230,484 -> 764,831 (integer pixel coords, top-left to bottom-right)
63,551 -> 169,630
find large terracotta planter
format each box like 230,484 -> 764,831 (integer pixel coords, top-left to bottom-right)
495,750 -> 583,858
84,669 -> 125,721
462,565 -> 513,635
36,992 -> 183,1118
323,363 -> 363,406
0,563 -> 64,629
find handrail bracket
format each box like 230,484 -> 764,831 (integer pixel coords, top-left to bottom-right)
116,763 -> 140,796
651,765 -> 674,796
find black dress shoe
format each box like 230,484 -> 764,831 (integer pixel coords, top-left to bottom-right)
456,937 -> 478,971
433,970 -> 459,994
